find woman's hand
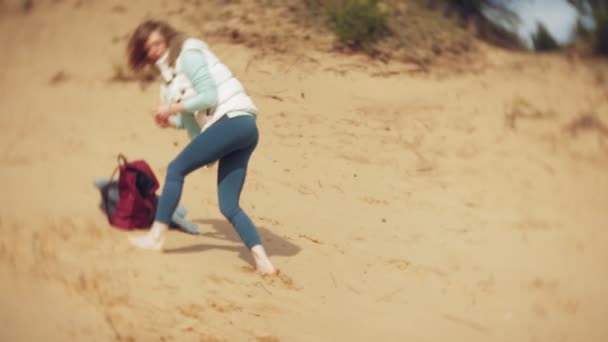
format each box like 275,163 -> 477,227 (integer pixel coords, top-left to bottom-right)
155,103 -> 174,117
154,112 -> 171,128
153,102 -> 186,128
153,103 -> 174,128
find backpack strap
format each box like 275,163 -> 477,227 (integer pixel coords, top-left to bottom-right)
101,154 -> 128,225
101,184 -> 113,225
117,153 -> 127,167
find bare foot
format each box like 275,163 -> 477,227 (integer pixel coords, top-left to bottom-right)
128,233 -> 165,251
129,222 -> 168,251
251,245 -> 278,275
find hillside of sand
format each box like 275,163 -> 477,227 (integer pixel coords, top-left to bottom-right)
1,1 -> 608,341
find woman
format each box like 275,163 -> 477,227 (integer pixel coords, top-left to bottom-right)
126,20 -> 277,275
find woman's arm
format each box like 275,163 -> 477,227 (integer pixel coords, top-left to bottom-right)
153,49 -> 218,134
180,49 -> 218,112
159,49 -> 218,116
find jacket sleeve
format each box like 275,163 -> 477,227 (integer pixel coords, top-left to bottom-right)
179,49 -> 218,113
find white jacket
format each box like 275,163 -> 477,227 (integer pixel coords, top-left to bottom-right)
155,38 -> 257,132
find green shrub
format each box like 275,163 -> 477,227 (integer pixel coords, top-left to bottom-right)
568,0 -> 608,55
532,22 -> 560,51
438,0 -> 524,48
325,0 -> 389,47
595,10 -> 608,54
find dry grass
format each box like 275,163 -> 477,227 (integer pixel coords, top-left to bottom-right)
505,97 -> 556,130
108,63 -> 156,90
563,112 -> 608,137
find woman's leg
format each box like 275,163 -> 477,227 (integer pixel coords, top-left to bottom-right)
217,119 -> 276,274
129,115 -> 258,250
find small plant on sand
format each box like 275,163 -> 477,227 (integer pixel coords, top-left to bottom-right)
329,0 -> 388,47
306,0 -> 389,48
109,62 -> 156,90
505,97 -> 556,130
109,63 -> 137,82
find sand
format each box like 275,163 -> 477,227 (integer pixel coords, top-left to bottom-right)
1,0 -> 607,341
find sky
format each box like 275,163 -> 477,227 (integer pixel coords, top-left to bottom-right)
507,0 -> 581,47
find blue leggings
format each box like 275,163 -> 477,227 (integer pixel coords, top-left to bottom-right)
155,114 -> 261,248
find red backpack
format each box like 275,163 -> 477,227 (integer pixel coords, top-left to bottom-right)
101,154 -> 159,230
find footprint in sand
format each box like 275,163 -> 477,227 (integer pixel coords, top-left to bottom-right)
529,277 -> 579,316
49,70 -> 69,85
361,197 -> 389,206
530,277 -> 559,293
385,259 -> 411,271
257,216 -> 281,226
207,299 -> 242,313
0,239 -> 6,258
296,184 -> 315,196
251,303 -> 281,315
262,272 -> 298,291
298,234 -> 322,245
0,155 -> 31,166
240,266 -> 298,291
207,274 -> 236,285
256,336 -> 280,342
104,311 -> 136,342
110,5 -> 127,13
177,304 -> 205,319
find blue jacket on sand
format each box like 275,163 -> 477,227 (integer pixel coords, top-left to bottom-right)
94,178 -> 199,234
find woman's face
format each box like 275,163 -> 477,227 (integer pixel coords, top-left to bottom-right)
145,30 -> 167,63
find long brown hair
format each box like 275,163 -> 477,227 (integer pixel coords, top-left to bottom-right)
127,20 -> 187,72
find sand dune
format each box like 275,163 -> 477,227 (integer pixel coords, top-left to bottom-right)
1,1 -> 608,341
